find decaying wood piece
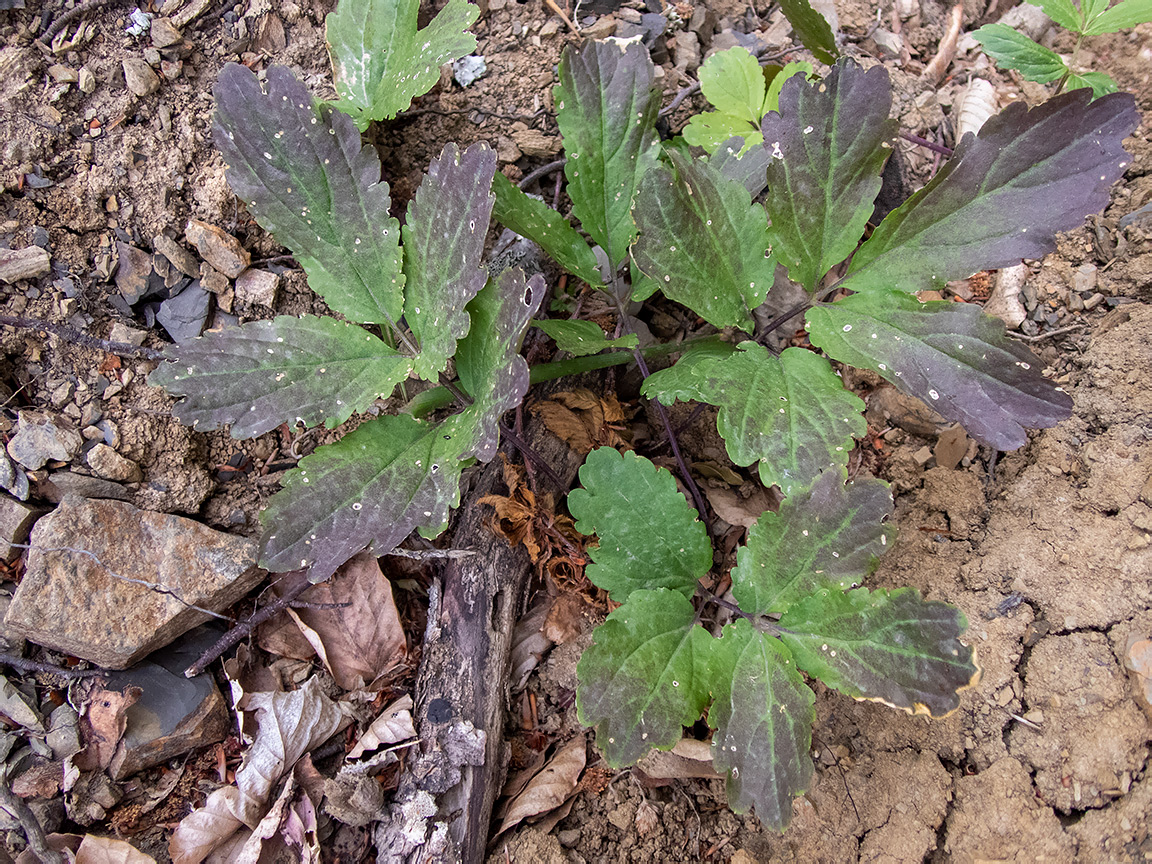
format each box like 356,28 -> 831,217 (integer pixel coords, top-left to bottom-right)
376,402 -> 582,864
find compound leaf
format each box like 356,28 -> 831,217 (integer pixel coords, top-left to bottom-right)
532,319 -> 638,356
845,88 -> 1139,294
643,344 -> 865,496
568,448 -> 711,603
972,25 -> 1068,84
632,151 -> 773,331
260,269 -> 544,580
730,469 -> 894,616
1083,0 -> 1152,34
556,39 -> 661,268
149,316 -> 412,439
806,290 -> 1073,450
762,60 -> 898,291
1065,70 -> 1120,98
709,618 -> 814,828
402,142 -> 496,380
778,0 -> 839,64
779,586 -> 980,717
325,0 -> 479,129
1039,0 -> 1084,31
213,64 -> 404,328
576,589 -> 714,766
699,46 -> 767,124
491,172 -> 604,287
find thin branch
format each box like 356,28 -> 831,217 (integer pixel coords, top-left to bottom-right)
0,783 -> 67,864
0,315 -> 166,361
899,131 -> 953,157
922,3 -> 964,83
518,158 -> 567,190
38,0 -> 120,42
1006,323 -> 1085,342
386,547 -> 478,560
0,653 -> 106,678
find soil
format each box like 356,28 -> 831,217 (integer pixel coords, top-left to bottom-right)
1,0 -> 1151,861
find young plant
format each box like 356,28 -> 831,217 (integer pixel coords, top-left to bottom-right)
973,0 -> 1152,97
149,62 -> 542,582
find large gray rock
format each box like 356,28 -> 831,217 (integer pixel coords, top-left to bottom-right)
4,496 -> 261,669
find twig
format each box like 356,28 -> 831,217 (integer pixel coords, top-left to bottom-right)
386,547 -> 478,560
0,315 -> 166,361
543,0 -> 578,32
37,0 -> 118,42
0,653 -> 105,678
1006,323 -> 1085,342
0,782 -> 67,864
922,3 -> 964,83
498,421 -> 567,489
518,158 -> 567,190
899,131 -> 953,157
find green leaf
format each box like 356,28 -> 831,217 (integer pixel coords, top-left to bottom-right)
260,269 -> 544,580
845,88 -> 1139,294
709,136 -> 771,198
212,64 -> 404,328
643,344 -> 866,496
325,0 -> 479,128
1040,0 -> 1084,31
709,618 -> 814,828
805,290 -> 1074,450
1083,0 -> 1152,33
555,39 -> 661,268
778,0 -> 839,64
698,47 -> 768,124
568,448 -> 711,603
731,468 -> 894,615
762,59 -> 898,291
972,25 -> 1067,84
779,586 -> 980,717
490,172 -> 604,287
402,142 -> 496,380
763,61 -> 815,114
149,315 -> 412,439
532,319 -> 638,356
681,111 -> 762,155
632,151 -> 773,332
1065,70 -> 1120,97
576,589 -> 715,766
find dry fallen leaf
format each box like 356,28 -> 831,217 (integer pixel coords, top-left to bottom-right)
509,599 -> 553,692
73,685 -> 141,772
542,593 -> 588,645
497,735 -> 586,836
75,835 -> 157,864
169,785 -> 245,864
634,799 -> 660,837
703,484 -> 775,530
531,388 -> 632,455
346,695 -> 416,759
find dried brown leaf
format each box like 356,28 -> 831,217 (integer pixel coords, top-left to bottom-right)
74,685 -> 141,772
169,785 -> 245,864
634,799 -> 660,836
531,400 -> 594,454
75,835 -> 157,864
346,695 -> 415,759
509,599 -> 553,692
703,485 -> 774,530
497,736 -> 586,836
542,594 -> 587,645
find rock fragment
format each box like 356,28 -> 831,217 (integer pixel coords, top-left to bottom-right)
85,444 -> 143,483
185,219 -> 249,278
7,411 -> 83,470
234,268 -> 280,306
0,246 -> 51,284
152,234 -> 200,277
122,57 -> 161,97
114,241 -> 153,304
149,17 -> 183,48
156,280 -> 211,343
0,497 -> 47,560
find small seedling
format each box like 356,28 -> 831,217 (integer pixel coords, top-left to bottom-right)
974,0 -> 1152,97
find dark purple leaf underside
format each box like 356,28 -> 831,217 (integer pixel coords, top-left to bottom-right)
402,142 -> 497,380
762,60 -> 897,291
212,64 -> 404,327
846,89 -> 1139,293
806,291 -> 1073,450
710,136 -> 771,198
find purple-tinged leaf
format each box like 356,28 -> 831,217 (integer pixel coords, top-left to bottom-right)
149,315 -> 412,439
846,89 -> 1138,294
555,39 -> 661,268
213,64 -> 405,329
731,468 -> 894,615
762,60 -> 898,291
402,142 -> 496,380
806,291 -> 1073,450
780,586 -> 980,717
576,589 -> 715,766
643,343 -> 865,496
710,136 -> 770,198
632,151 -> 773,331
708,618 -> 814,829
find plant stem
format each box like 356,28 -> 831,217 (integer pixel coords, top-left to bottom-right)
898,131 -> 953,157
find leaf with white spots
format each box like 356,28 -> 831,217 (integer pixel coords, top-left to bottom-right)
491,172 -> 604,288
260,270 -> 543,580
555,39 -> 661,269
843,88 -> 1138,295
709,135 -> 771,198
576,589 -> 715,767
148,315 -> 412,439
212,64 -> 405,328
730,468 -> 894,616
805,290 -> 1073,450
642,343 -> 865,496
532,319 -> 638,356
779,586 -> 980,717
568,448 -> 711,603
402,142 -> 496,380
325,0 -> 479,129
761,60 -> 898,291
632,151 -> 774,331
708,618 -> 815,829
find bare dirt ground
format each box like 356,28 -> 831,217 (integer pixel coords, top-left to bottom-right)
0,0 -> 1150,861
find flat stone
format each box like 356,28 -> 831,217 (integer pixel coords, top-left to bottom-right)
0,246 -> 51,284
85,444 -> 143,483
234,268 -> 280,307
7,410 -> 83,470
199,261 -> 229,295
184,219 -> 249,279
152,234 -> 200,277
78,67 -> 96,94
122,57 -> 161,97
0,496 -> 48,561
114,241 -> 153,304
108,323 -> 147,346
0,449 -> 29,501
48,64 -> 78,84
3,495 -> 261,669
42,471 -> 130,504
510,128 -> 561,158
156,279 -> 211,343
149,17 -> 183,48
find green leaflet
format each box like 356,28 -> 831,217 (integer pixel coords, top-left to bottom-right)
779,586 -> 980,717
709,618 -> 815,828
730,469 -> 894,616
568,448 -> 711,603
972,25 -> 1068,84
325,0 -> 479,129
555,39 -> 661,269
643,344 -> 865,496
148,315 -> 412,439
532,319 -> 638,356
1080,0 -> 1152,34
576,589 -> 715,766
778,0 -> 839,64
